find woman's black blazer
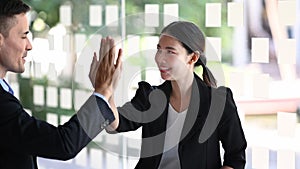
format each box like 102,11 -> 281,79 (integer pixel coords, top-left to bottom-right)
116,74 -> 247,169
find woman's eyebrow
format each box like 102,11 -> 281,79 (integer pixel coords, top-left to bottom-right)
165,46 -> 176,50
157,44 -> 177,51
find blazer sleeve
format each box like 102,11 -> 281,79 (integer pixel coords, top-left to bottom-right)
115,81 -> 154,132
217,87 -> 247,168
0,94 -> 113,160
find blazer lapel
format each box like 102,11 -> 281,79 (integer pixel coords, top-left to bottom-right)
139,81 -> 171,160
156,80 -> 172,133
152,76 -> 210,147
180,75 -> 211,145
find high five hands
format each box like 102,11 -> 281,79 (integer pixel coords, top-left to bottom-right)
89,36 -> 123,100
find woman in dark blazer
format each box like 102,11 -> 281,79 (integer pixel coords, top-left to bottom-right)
97,21 -> 247,169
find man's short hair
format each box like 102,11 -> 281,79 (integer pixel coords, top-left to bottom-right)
0,0 -> 30,37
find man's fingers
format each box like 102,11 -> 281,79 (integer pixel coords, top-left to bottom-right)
110,39 -> 116,65
94,36 -> 123,92
108,38 -> 116,67
103,37 -> 111,66
90,52 -> 97,73
91,52 -> 97,66
93,52 -> 97,60
93,52 -> 100,73
116,48 -> 123,68
99,38 -> 106,63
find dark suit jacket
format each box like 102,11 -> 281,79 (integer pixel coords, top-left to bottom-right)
0,85 -> 114,169
116,74 -> 247,169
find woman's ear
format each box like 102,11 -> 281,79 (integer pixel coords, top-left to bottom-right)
189,51 -> 200,64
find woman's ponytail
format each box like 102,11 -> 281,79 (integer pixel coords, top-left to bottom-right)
198,56 -> 217,87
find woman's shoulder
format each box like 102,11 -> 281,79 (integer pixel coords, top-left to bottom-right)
137,80 -> 171,93
209,86 -> 235,105
132,81 -> 159,100
193,74 -> 233,98
136,81 -> 157,96
131,81 -> 169,111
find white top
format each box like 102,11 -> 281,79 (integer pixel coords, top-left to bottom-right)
158,103 -> 187,169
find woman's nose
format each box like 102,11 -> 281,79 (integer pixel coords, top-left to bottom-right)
156,50 -> 166,63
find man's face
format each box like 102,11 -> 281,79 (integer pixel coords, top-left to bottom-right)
0,13 -> 32,77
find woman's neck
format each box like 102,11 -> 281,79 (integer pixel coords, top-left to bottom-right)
170,72 -> 194,112
171,71 -> 193,95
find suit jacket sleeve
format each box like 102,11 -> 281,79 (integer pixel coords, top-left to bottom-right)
115,81 -> 153,132
217,87 -> 247,168
0,93 -> 114,160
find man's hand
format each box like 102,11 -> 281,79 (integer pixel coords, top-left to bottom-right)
89,37 -> 122,100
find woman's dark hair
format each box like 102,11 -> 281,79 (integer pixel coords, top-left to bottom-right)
0,0 -> 30,37
161,21 -> 217,87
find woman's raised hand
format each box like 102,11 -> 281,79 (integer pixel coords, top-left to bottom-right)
89,36 -> 123,100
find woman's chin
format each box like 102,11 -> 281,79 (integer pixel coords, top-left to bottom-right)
160,73 -> 168,80
160,73 -> 173,81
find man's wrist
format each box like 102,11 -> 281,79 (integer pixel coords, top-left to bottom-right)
94,89 -> 112,101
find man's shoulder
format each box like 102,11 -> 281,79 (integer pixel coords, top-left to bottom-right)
0,89 -> 22,118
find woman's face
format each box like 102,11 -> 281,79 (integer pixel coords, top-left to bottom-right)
155,34 -> 193,81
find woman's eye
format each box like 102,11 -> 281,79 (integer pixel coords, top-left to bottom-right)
167,50 -> 175,54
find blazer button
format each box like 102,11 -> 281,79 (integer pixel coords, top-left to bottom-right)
104,120 -> 109,126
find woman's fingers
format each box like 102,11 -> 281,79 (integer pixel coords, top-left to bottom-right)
89,52 -> 98,87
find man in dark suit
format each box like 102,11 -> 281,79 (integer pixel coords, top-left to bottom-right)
0,0 -> 117,168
